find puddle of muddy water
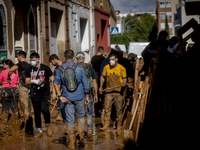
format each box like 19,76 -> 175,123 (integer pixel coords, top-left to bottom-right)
0,110 -> 123,150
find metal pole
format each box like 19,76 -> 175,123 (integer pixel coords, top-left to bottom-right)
121,6 -> 137,35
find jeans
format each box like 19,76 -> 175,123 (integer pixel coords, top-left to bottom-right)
31,96 -> 50,128
85,93 -> 93,131
65,96 -> 85,133
57,99 -> 66,123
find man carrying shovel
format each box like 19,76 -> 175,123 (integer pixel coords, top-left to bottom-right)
99,52 -> 127,136
8,51 -> 31,135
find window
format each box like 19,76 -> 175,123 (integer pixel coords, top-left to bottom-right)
161,23 -> 165,30
160,1 -> 165,8
161,22 -> 172,30
160,12 -> 166,19
0,4 -> 7,63
168,23 -> 172,29
166,12 -> 172,19
166,1 -> 171,8
29,11 -> 36,54
72,13 -> 78,42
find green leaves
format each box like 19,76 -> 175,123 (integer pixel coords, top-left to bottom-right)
165,15 -> 170,40
111,13 -> 157,50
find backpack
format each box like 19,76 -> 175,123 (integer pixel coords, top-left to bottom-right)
58,63 -> 78,92
78,63 -> 94,89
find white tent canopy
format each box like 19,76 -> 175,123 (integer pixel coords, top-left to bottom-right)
111,44 -> 127,52
128,42 -> 149,58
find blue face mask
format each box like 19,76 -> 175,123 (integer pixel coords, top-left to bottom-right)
3,65 -> 6,69
30,61 -> 37,66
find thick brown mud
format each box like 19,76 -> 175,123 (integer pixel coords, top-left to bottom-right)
0,112 -> 124,150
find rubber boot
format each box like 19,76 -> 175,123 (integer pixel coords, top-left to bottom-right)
61,123 -> 67,133
116,121 -> 122,136
34,128 -> 43,139
77,119 -> 85,147
68,127 -> 75,149
100,120 -> 110,132
56,113 -> 63,121
87,129 -> 93,142
21,114 -> 29,136
46,124 -> 54,137
1,113 -> 8,124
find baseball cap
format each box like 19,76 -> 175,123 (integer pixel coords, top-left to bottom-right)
76,51 -> 85,58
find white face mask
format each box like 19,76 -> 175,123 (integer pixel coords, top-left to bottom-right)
30,61 -> 37,66
110,60 -> 116,66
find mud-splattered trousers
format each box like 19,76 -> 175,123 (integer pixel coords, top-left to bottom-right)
31,96 -> 50,128
104,93 -> 123,121
1,87 -> 18,115
65,96 -> 85,134
19,85 -> 31,118
85,92 -> 94,131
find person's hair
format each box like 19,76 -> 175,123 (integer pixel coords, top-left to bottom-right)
170,36 -> 178,44
64,50 -> 74,60
97,46 -> 104,52
123,51 -> 128,57
109,50 -> 119,59
158,30 -> 168,38
30,52 -> 40,59
109,53 -> 118,59
128,53 -> 135,58
17,51 -> 26,58
3,59 -> 14,68
49,54 -> 59,62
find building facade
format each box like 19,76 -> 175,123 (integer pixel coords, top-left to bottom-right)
156,0 -> 179,37
0,0 -> 40,65
0,0 -> 116,69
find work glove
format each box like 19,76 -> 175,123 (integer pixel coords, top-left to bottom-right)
31,79 -> 39,85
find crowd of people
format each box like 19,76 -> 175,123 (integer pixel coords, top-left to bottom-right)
0,30 -> 179,149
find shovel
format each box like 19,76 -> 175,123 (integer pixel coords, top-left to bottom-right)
7,79 -> 22,132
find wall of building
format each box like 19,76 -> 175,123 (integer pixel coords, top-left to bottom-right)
47,1 -> 67,63
94,0 -> 110,13
0,0 -> 115,67
0,0 -> 40,65
69,1 -> 91,62
109,0 -> 116,28
94,7 -> 110,53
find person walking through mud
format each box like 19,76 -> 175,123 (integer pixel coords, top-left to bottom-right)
76,51 -> 98,142
8,51 -> 31,135
91,46 -> 105,117
99,53 -> 127,136
53,50 -> 90,149
25,52 -> 56,139
49,54 -> 67,129
0,59 -> 19,124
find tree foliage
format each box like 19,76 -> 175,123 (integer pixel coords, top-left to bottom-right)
111,13 -> 157,49
165,15 -> 170,40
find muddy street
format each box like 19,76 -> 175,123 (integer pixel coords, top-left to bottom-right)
0,115 -> 123,150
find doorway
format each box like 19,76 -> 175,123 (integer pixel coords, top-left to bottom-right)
80,18 -> 89,51
51,22 -> 57,55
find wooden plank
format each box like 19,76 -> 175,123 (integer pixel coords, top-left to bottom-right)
183,31 -> 196,43
142,77 -> 150,122
131,77 -> 141,113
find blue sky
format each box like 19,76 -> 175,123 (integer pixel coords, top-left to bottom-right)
110,0 -> 156,12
